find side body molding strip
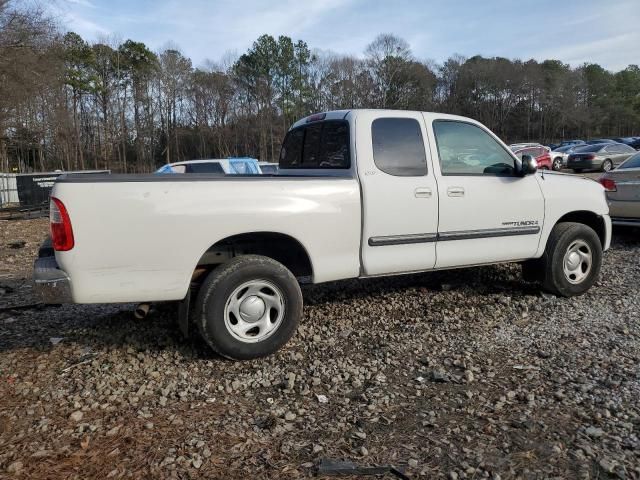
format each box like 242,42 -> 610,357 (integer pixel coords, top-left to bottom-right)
368,233 -> 437,247
368,226 -> 541,246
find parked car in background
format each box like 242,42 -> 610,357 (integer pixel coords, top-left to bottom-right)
156,158 -> 261,175
511,144 -> 552,170
567,143 -> 637,172
258,162 -> 279,174
548,145 -> 576,171
599,152 -> 640,227
612,137 -> 640,150
585,139 -> 617,145
547,140 -> 584,150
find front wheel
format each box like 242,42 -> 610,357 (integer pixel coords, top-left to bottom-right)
552,158 -> 563,171
540,222 -> 602,297
194,255 -> 303,360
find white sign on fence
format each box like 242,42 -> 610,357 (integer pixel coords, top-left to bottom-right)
0,173 -> 19,206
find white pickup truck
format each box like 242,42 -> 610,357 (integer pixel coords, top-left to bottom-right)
34,110 -> 611,360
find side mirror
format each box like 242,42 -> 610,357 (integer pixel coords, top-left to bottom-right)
519,154 -> 538,176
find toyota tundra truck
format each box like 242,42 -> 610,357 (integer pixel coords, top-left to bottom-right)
34,110 -> 611,360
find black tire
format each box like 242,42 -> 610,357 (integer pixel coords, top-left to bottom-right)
194,255 -> 303,360
552,157 -> 563,171
539,222 -> 602,297
601,159 -> 613,172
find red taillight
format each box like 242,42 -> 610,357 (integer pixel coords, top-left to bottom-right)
586,154 -> 596,160
50,197 -> 74,251
599,177 -> 617,192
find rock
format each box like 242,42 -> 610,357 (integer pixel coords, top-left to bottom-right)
360,446 -> 368,456
464,370 -> 474,382
286,372 -> 296,390
316,394 -> 328,404
430,370 -> 449,383
284,412 -> 296,421
585,426 -> 604,438
313,444 -> 323,454
598,458 -> 615,473
449,471 -> 458,480
408,459 -> 418,468
69,411 -> 83,422
7,461 -> 23,473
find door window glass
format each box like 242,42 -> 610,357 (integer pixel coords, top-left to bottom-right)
433,121 -> 516,175
371,118 -> 427,176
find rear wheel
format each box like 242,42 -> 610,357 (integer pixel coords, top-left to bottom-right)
539,222 -> 602,297
194,255 -> 303,360
601,159 -> 613,172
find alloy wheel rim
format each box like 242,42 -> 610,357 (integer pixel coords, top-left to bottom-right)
223,279 -> 285,343
562,240 -> 592,284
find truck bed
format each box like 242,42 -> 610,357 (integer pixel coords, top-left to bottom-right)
50,174 -> 361,303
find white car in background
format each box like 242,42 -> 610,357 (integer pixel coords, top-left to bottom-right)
258,162 -> 279,174
156,158 -> 261,175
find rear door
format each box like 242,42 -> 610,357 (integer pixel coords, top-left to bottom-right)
616,144 -> 637,166
356,111 -> 439,276
610,155 -> 640,206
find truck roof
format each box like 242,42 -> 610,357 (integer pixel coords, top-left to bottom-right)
289,109 -> 481,130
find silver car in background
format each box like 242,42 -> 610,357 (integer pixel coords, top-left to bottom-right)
599,152 -> 640,227
548,145 -> 576,170
567,143 -> 637,172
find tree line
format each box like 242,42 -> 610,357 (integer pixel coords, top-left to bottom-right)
1,1 -> 639,173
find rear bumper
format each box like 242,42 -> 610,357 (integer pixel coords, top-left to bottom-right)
33,252 -> 73,304
567,159 -> 599,170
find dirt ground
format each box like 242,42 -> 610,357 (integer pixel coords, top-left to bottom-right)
0,216 -> 638,479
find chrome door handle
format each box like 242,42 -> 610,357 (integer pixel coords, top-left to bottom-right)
447,186 -> 465,197
414,188 -> 432,198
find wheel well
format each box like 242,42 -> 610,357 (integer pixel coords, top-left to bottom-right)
556,211 -> 606,248
196,232 -> 313,281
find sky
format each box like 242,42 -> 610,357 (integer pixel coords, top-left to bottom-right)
48,0 -> 640,71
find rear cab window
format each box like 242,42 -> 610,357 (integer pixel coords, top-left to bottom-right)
371,118 -> 427,176
279,120 -> 350,169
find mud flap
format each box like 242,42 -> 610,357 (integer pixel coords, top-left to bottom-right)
177,288 -> 191,339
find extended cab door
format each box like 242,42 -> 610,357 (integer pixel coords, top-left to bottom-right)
356,111 -> 439,276
426,117 -> 545,268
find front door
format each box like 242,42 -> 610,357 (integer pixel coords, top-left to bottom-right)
357,111 -> 439,276
427,118 -> 545,269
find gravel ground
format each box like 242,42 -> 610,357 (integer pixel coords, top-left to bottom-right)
0,217 -> 639,479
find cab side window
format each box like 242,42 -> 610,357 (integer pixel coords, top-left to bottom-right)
371,118 -> 427,176
433,120 -> 516,175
